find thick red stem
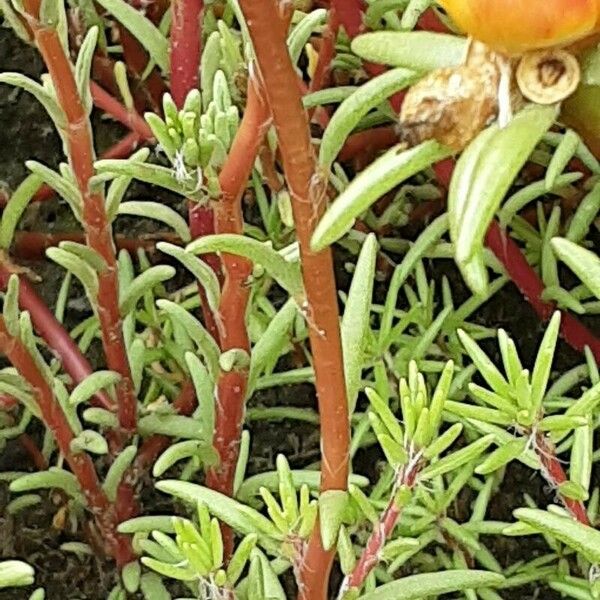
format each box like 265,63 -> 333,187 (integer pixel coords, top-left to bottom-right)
170,0 -> 203,108
240,3 -> 351,597
205,81 -> 271,555
25,12 -> 137,436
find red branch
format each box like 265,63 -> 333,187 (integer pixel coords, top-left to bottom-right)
240,2 -> 351,597
205,81 -> 271,555
0,318 -> 133,565
0,258 -> 113,410
340,460 -> 420,595
90,82 -> 154,140
535,433 -> 589,524
11,231 -> 179,260
170,0 -> 203,108
22,2 -> 137,437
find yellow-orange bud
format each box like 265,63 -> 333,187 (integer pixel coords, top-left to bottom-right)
439,0 -> 600,55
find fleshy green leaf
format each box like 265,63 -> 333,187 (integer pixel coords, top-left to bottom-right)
450,105 -> 557,293
342,234 -> 377,412
319,68 -> 419,169
351,31 -> 466,71
358,570 -> 504,600
552,237 -> 600,299
95,0 -> 168,71
312,141 -> 451,251
514,508 -> 600,563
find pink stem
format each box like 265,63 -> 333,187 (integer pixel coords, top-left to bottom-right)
0,261 -> 113,410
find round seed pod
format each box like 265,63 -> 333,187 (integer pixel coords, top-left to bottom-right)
516,49 -> 581,105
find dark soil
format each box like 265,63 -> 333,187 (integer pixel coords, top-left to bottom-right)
1,24 -> 599,600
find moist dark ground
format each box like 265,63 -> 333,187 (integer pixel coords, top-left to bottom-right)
1,26 -> 598,600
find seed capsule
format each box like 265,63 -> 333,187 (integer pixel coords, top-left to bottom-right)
516,48 -> 581,105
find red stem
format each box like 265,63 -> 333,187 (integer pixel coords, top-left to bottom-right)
0,318 -> 133,564
205,80 -> 271,555
11,231 -> 180,260
0,258 -> 113,410
341,461 -> 420,595
24,8 -> 137,437
240,3 -> 351,597
535,433 -> 589,524
90,82 -> 154,140
170,0 -> 203,108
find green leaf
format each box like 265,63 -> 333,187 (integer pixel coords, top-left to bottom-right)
118,515 -> 177,534
566,181 -> 600,243
450,105 -> 557,294
0,73 -> 65,132
530,312 -> 560,413
248,298 -> 297,394
312,141 -> 451,251
358,570 -> 504,600
0,560 -> 35,589
420,435 -> 495,481
96,159 -> 195,199
247,550 -> 286,600
75,26 -> 99,114
69,370 -> 120,407
70,429 -> 109,455
319,490 -> 348,551
157,242 -> 220,313
0,174 -> 43,250
26,161 -> 82,221
46,247 -> 98,299
103,445 -> 137,502
319,68 -> 419,169
570,422 -> 593,492
545,129 -> 579,190
287,8 -> 327,65
117,201 -> 191,243
226,534 -> 257,585
156,481 -> 281,545
514,508 -> 600,563
186,234 -> 303,296
458,329 -> 512,398
139,573 -> 170,600
95,0 -> 168,72
10,468 -> 81,500
153,440 -> 215,477
184,352 -> 215,444
3,274 -> 19,337
475,439 -> 527,475
351,31 -> 467,71
552,237 -> 600,299
105,148 -> 151,221
157,300 -> 220,379
119,265 -> 175,315
121,561 -> 141,594
342,234 -> 377,412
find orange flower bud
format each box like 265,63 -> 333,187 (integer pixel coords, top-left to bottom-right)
439,0 -> 600,54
